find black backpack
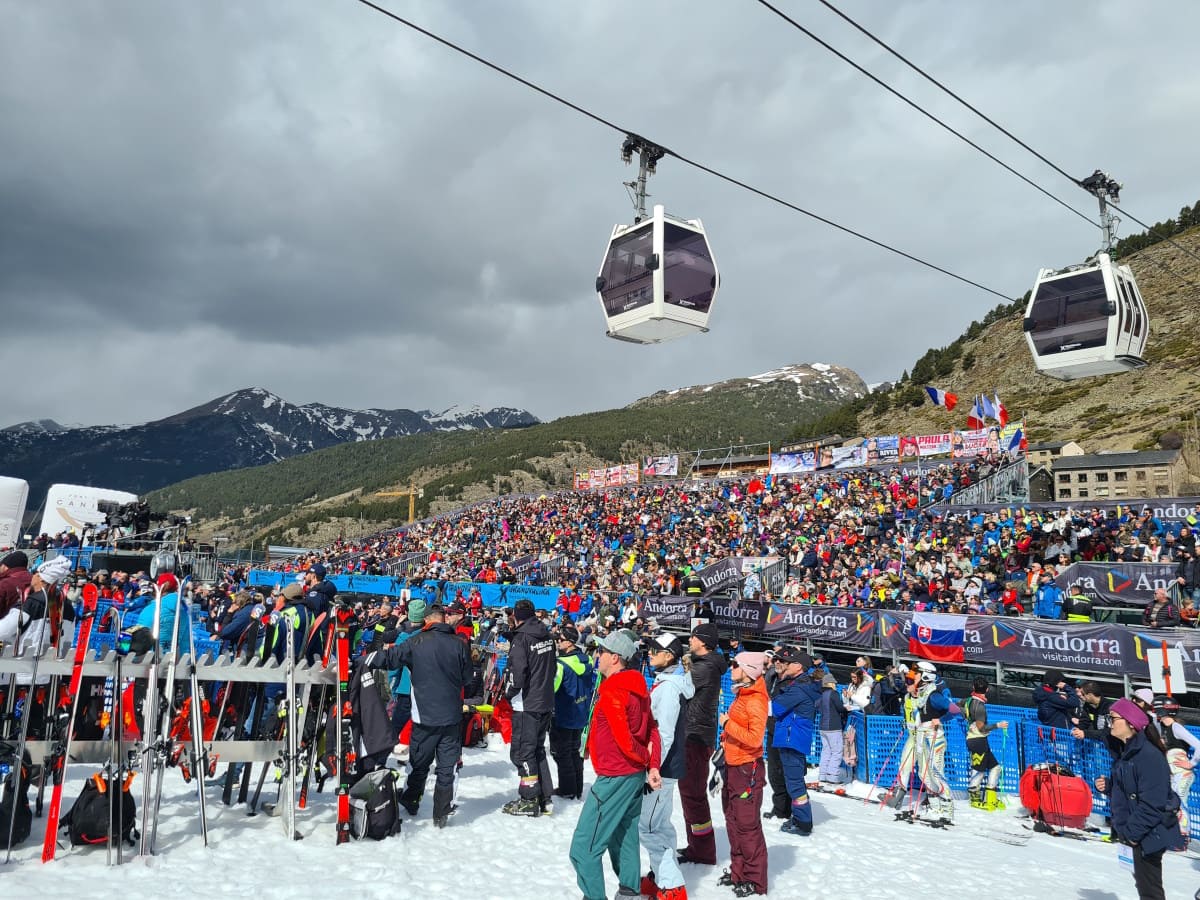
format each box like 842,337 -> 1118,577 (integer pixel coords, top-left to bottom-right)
0,740 -> 32,847
348,769 -> 402,840
62,773 -> 137,847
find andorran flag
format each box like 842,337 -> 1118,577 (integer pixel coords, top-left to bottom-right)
908,611 -> 967,662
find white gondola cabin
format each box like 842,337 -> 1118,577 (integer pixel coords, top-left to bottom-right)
595,204 -> 719,344
1022,252 -> 1148,381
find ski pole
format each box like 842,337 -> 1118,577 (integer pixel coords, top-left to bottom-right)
864,724 -> 906,806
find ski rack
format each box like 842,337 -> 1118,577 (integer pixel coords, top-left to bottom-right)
0,645 -> 336,765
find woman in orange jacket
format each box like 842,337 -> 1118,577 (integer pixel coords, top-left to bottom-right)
718,651 -> 770,897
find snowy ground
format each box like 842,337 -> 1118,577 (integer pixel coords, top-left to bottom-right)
3,739 -> 1198,900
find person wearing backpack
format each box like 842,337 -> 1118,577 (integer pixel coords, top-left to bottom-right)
550,625 -> 594,801
638,634 -> 694,900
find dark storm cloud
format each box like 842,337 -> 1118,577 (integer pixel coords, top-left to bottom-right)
1,0 -> 1197,428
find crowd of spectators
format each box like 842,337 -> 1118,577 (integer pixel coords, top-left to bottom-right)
261,457 -> 1200,628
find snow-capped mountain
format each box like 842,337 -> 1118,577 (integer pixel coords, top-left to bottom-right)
0,389 -> 538,506
629,362 -> 867,407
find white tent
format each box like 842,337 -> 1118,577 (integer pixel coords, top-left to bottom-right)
0,476 -> 29,548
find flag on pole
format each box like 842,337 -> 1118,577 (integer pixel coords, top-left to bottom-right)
966,396 -> 985,430
979,394 -> 998,422
923,386 -> 958,411
992,392 -> 1009,427
908,611 -> 967,662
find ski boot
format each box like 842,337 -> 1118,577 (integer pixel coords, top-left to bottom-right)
883,786 -> 907,810
983,789 -> 1006,811
968,787 -> 984,809
501,797 -> 543,817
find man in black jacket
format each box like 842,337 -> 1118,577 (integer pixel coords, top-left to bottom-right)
677,622 -> 727,866
367,604 -> 472,827
1176,548 -> 1200,605
502,598 -> 557,816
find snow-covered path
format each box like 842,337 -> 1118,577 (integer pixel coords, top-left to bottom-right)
3,740 -> 1197,899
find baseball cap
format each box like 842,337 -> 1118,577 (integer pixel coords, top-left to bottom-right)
597,631 -> 638,661
310,563 -> 326,578
445,600 -> 466,615
281,583 -> 304,601
556,624 -> 580,644
649,633 -> 684,658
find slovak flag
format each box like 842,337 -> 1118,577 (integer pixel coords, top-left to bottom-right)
908,611 -> 967,662
923,386 -> 958,411
966,396 -> 985,430
992,392 -> 1009,428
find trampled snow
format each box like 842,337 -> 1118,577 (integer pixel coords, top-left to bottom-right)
4,744 -> 1196,899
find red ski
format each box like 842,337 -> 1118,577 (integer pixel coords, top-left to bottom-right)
333,606 -> 355,845
42,583 -> 100,863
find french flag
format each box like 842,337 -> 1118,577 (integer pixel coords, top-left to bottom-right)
908,611 -> 967,662
992,392 -> 1009,428
923,386 -> 958,411
965,396 -> 985,430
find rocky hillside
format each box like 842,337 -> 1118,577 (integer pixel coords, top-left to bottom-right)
1,388 -> 539,505
146,363 -> 866,546
850,226 -> 1200,452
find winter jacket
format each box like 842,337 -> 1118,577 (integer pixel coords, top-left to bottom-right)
1176,556 -> 1200,590
1033,582 -> 1063,619
373,622 -> 471,728
134,590 -> 193,655
504,618 -> 556,714
387,627 -> 418,696
1142,600 -> 1181,629
302,579 -> 337,618
552,647 -> 595,730
723,677 -> 768,766
587,667 -> 661,778
649,662 -> 695,780
1031,683 -> 1081,730
216,605 -> 254,650
349,663 -> 396,758
771,675 -> 821,753
0,566 -> 31,618
817,685 -> 847,732
1105,730 -> 1184,854
685,648 -> 729,746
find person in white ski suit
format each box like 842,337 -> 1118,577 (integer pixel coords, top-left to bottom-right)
886,661 -> 954,822
638,634 -> 695,900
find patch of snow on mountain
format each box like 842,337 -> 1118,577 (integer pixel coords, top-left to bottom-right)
811,362 -> 831,372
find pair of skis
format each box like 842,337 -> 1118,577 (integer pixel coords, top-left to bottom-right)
40,584 -> 100,863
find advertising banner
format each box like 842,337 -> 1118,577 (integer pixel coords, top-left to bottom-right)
832,445 -> 868,470
952,428 -> 999,459
898,436 -> 920,460
636,594 -> 692,627
761,604 -> 876,646
917,433 -> 953,457
1054,562 -> 1178,608
643,455 -> 679,477
866,435 -> 900,464
770,451 -> 817,474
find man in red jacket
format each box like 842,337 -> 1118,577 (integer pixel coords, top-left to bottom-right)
569,631 -> 661,900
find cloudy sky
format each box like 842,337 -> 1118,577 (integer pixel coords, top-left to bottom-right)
2,0 -> 1198,428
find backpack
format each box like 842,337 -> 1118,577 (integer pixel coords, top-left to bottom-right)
349,769 -> 402,840
62,773 -> 137,847
0,740 -> 32,847
865,679 -> 884,715
841,722 -> 858,768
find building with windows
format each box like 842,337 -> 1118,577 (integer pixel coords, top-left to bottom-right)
1051,449 -> 1187,500
1026,440 -> 1085,470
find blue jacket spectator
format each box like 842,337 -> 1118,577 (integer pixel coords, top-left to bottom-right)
1031,669 -> 1080,730
134,574 -> 192,654
1034,577 -> 1064,619
771,673 -> 822,753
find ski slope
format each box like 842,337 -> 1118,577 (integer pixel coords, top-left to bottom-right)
3,739 -> 1197,899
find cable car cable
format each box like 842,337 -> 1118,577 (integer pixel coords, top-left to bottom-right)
803,0 -> 1200,271
751,0 -> 1098,229
350,0 -> 1013,301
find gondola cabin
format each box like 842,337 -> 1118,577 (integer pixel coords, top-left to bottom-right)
1022,252 -> 1148,380
595,204 -> 718,344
